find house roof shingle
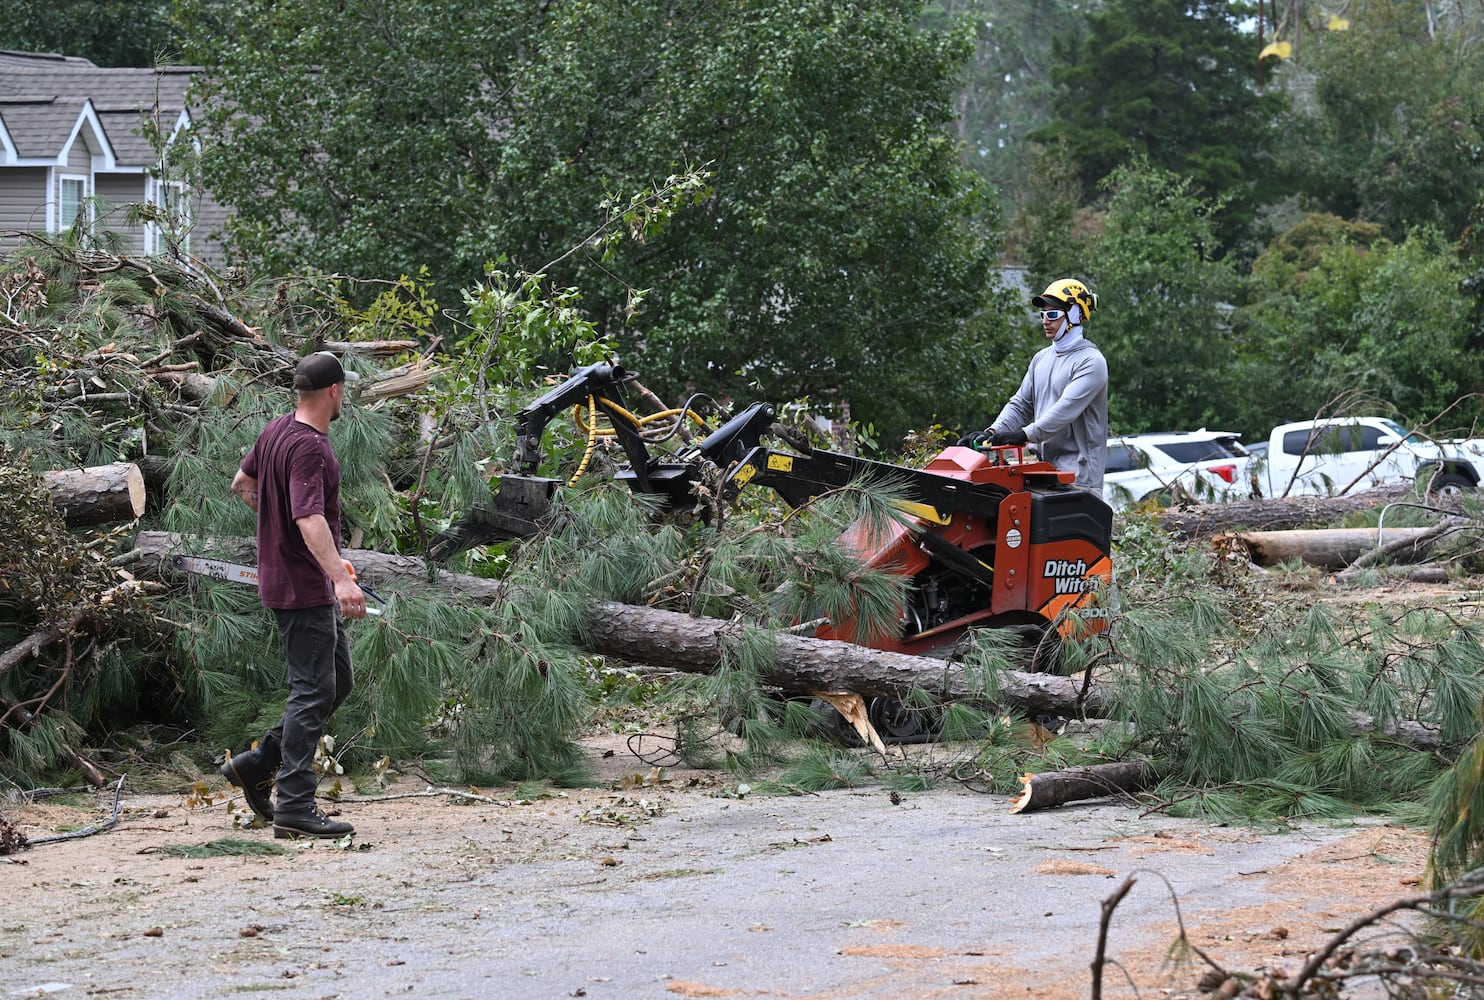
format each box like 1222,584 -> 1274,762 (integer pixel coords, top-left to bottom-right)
0,50 -> 199,166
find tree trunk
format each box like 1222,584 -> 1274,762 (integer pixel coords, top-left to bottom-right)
1009,761 -> 1157,813
1155,483 -> 1449,540
43,462 -> 146,526
1233,526 -> 1438,569
583,600 -> 1100,714
124,531 -> 1446,810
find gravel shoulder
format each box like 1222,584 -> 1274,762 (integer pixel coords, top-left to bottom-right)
1,736 -> 1428,1000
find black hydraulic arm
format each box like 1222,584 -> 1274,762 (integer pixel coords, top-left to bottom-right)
720,445 -> 1010,521
511,363 -> 664,488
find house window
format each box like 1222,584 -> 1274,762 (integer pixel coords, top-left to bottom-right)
59,175 -> 89,231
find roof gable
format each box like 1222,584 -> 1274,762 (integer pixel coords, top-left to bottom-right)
0,96 -> 115,167
0,51 -> 199,169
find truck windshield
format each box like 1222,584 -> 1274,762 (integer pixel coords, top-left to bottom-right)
1379,418 -> 1421,444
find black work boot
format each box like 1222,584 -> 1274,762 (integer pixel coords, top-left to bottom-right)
272,806 -> 354,840
218,736 -> 279,824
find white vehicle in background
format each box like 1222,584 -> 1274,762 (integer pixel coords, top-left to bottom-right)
1252,416 -> 1481,497
1103,431 -> 1253,509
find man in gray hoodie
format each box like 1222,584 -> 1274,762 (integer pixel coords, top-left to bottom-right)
983,278 -> 1108,493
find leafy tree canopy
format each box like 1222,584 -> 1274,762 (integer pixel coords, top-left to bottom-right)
0,0 -> 181,66
1278,0 -> 1484,244
1230,214 -> 1482,437
180,0 -> 1013,440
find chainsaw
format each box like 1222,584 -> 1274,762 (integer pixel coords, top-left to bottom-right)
174,555 -> 385,616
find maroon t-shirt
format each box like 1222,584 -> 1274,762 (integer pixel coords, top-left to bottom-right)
240,413 -> 342,610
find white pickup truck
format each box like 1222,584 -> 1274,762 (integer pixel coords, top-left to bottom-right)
1251,416 -> 1482,497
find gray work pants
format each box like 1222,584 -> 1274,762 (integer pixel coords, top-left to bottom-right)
268,605 -> 354,813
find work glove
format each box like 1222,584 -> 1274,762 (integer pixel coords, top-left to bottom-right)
990,427 -> 1028,446
955,428 -> 991,447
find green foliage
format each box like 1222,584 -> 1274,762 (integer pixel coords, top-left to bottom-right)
0,452 -> 159,782
1087,160 -> 1243,433
184,0 -> 1012,440
920,0 -> 1092,207
179,0 -> 529,294
1033,0 -> 1285,246
157,837 -> 290,858
1279,0 -> 1484,244
0,0 -> 183,66
1231,215 -> 1483,438
768,745 -> 875,792
1099,564 -> 1471,820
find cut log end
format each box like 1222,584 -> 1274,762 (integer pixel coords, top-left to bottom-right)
43,462 -> 146,526
1009,772 -> 1038,814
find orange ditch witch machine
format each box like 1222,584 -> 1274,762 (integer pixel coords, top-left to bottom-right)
432,364 -> 1114,726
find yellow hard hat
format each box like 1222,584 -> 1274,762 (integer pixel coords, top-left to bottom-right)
1032,278 -> 1098,320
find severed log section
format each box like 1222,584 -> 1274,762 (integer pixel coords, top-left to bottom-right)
1231,526 -> 1439,569
1154,483 -> 1453,540
43,462 -> 146,527
1010,761 -> 1156,813
126,531 -> 1099,717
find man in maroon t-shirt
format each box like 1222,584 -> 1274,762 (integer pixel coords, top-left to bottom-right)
222,351 -> 367,839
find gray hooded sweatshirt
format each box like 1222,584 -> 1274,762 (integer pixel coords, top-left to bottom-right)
991,338 -> 1108,492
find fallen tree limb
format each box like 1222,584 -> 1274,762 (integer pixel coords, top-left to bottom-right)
126,533 -> 1447,757
22,775 -> 125,846
1334,517 -> 1472,580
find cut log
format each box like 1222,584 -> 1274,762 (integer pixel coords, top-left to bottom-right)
1232,526 -> 1438,569
1009,761 -> 1156,813
43,462 -> 145,526
1154,483 -> 1454,540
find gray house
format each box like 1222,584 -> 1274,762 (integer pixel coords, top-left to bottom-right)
0,49 -> 227,265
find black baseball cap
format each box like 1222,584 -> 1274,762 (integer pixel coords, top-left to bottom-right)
293,351 -> 360,390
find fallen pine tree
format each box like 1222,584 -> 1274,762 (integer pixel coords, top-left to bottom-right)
123,530 -> 1100,718
121,531 -> 1451,811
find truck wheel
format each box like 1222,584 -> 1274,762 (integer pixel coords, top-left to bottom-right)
1426,471 -> 1473,496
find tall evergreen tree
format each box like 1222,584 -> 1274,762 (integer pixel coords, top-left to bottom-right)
1088,160 -> 1242,433
1031,0 -> 1285,247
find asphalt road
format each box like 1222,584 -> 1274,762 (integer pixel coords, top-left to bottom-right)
1,780 -> 1423,1000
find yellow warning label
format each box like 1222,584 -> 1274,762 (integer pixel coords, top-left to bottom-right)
767,454 -> 794,472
